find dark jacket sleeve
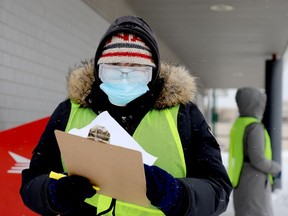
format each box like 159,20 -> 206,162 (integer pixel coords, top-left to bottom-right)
245,123 -> 281,176
178,103 -> 233,216
20,99 -> 71,215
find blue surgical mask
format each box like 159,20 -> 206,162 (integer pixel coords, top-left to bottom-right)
98,64 -> 152,106
100,82 -> 149,106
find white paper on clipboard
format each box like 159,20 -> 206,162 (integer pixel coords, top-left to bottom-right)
68,111 -> 157,165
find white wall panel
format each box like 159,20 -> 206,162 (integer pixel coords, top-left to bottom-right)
0,0 -> 110,130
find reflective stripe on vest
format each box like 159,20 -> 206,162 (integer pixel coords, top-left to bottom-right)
64,101 -> 186,215
228,117 -> 273,188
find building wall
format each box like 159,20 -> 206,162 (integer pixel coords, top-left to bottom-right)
0,0 -> 110,130
0,0 -> 191,131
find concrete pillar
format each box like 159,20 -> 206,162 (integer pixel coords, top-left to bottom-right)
263,54 -> 283,190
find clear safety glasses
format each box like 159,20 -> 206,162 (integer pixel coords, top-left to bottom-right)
99,64 -> 153,84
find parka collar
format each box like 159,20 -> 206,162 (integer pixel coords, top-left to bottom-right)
67,60 -> 197,109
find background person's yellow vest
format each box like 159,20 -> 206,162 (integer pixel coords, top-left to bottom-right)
64,101 -> 186,215
228,117 -> 273,188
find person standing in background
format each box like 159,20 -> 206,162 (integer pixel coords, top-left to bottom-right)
228,87 -> 281,216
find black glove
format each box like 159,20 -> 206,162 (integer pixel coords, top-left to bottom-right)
273,171 -> 281,179
47,174 -> 96,214
144,164 -> 186,215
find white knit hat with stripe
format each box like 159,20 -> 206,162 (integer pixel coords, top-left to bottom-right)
97,32 -> 155,67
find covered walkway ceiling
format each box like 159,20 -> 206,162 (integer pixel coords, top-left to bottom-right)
83,0 -> 288,89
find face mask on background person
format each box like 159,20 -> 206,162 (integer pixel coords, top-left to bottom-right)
99,64 -> 153,106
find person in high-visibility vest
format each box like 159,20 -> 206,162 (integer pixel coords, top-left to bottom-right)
20,15 -> 232,216
228,87 -> 281,216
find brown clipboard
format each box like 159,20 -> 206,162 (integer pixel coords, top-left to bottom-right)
54,130 -> 149,207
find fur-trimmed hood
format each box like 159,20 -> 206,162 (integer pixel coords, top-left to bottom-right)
67,60 -> 197,109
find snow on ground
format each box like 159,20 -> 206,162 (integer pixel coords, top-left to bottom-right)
220,151 -> 288,216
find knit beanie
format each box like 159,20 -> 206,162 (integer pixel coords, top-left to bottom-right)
97,32 -> 156,67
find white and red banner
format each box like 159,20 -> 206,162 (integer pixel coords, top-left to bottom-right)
0,117 -> 49,215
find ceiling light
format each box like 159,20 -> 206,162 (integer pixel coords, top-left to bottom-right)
210,4 -> 234,12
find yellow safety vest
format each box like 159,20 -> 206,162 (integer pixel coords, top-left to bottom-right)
64,101 -> 186,215
228,117 -> 273,188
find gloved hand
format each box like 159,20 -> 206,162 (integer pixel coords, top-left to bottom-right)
46,173 -> 96,214
144,164 -> 185,215
273,171 -> 281,179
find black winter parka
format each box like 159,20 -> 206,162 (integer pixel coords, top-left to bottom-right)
20,60 -> 232,216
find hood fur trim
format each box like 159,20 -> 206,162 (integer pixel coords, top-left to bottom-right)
67,60 -> 197,108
